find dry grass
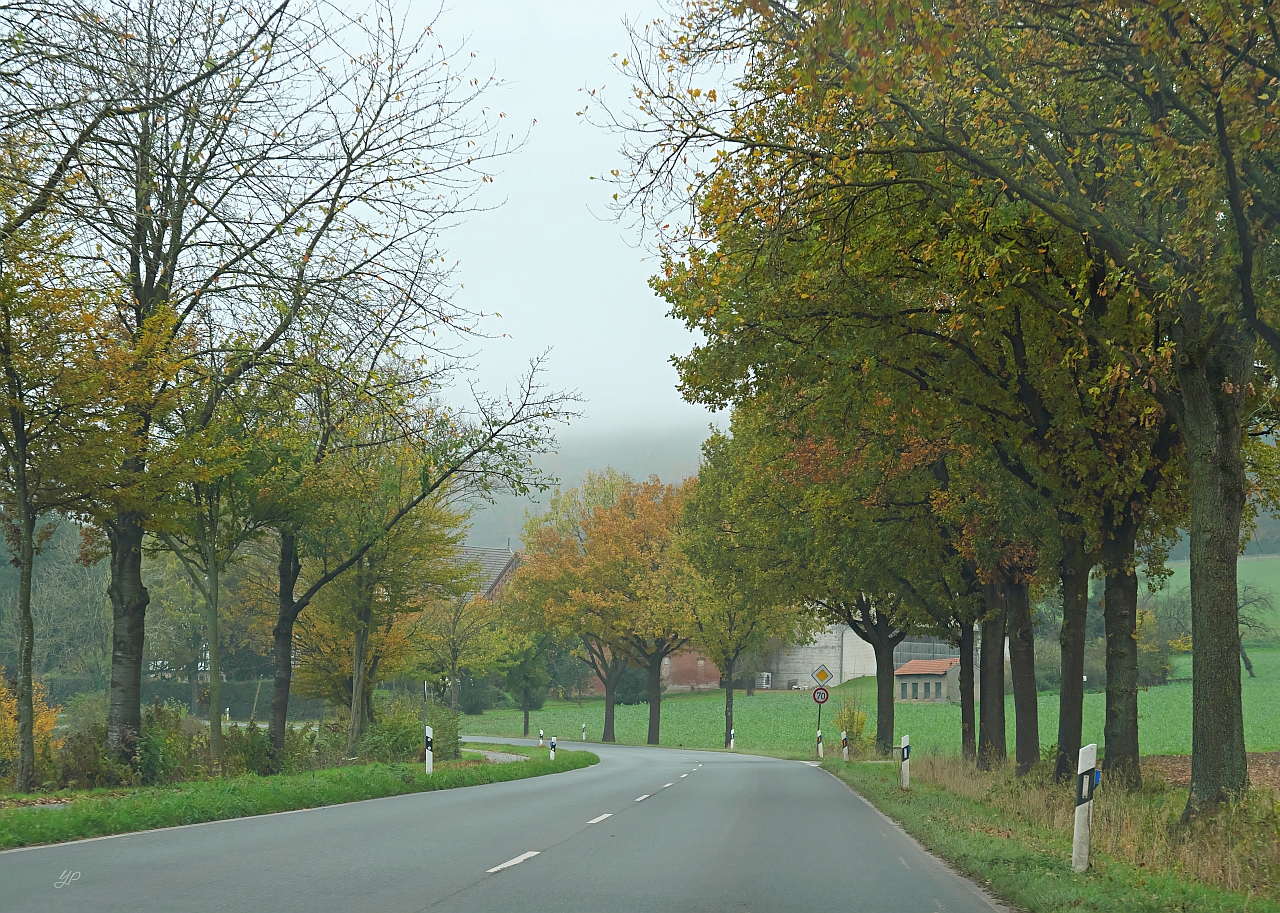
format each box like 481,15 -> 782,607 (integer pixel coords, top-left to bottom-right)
911,753 -> 1280,899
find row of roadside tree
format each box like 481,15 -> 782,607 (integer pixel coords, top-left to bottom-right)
0,0 -> 573,792
591,0 -> 1280,819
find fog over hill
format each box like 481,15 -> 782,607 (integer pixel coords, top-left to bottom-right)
465,423 -> 714,550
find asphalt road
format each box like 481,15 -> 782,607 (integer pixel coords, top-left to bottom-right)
1,740 -> 1004,913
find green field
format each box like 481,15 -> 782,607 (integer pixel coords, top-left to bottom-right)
1146,555 -> 1280,633
463,649 -> 1280,758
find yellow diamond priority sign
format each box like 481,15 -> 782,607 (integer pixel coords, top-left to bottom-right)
812,664 -> 833,687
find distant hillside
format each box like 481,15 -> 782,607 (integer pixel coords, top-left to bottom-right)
464,423 -> 714,549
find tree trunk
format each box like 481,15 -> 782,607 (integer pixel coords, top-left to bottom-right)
205,528 -> 223,762
1006,575 -> 1039,776
1177,351 -> 1250,815
1241,639 -> 1255,677
268,529 -> 301,761
959,621 -> 976,762
602,681 -> 617,743
449,660 -> 459,712
522,698 -> 530,737
1054,531 -> 1091,781
107,509 -> 150,756
1102,515 -> 1141,789
872,638 -> 896,755
723,657 -> 735,748
347,572 -> 374,756
13,505 -> 35,792
646,656 -> 663,745
978,582 -> 1008,771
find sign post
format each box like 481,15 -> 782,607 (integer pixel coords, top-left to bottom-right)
812,686 -> 829,757
900,734 -> 910,789
549,736 -> 556,761
841,730 -> 849,762
424,725 -> 434,775
1072,743 -> 1099,873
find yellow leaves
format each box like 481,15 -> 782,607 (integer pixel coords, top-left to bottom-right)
0,674 -> 60,790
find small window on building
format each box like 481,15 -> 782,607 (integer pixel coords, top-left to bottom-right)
901,682 -> 907,699
912,681 -> 918,699
923,682 -> 930,698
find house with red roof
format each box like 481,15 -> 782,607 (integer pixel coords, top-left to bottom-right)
894,657 -> 972,703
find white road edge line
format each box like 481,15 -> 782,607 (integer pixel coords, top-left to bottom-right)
587,813 -> 613,824
487,851 -> 540,874
635,794 -> 650,802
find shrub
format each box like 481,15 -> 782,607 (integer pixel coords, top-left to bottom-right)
0,672 -> 63,790
832,700 -> 868,749
1137,608 -> 1174,685
425,702 -> 460,761
54,724 -> 137,790
359,694 -> 422,763
60,689 -> 108,735
222,719 -> 272,776
278,723 -> 320,774
1034,637 -> 1062,691
458,672 -> 505,715
616,667 -> 651,705
136,699 -> 209,784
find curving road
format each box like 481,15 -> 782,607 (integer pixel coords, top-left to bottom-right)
1,740 -> 1004,913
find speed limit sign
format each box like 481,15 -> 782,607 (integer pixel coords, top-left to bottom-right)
813,687 -> 829,704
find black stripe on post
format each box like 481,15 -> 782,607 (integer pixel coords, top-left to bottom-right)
1075,770 -> 1096,807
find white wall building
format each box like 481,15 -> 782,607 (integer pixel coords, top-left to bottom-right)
765,626 -> 959,688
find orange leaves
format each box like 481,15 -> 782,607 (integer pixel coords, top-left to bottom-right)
512,474 -> 694,651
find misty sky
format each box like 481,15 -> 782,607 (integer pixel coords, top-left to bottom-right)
399,2 -> 720,543
423,0 -> 715,437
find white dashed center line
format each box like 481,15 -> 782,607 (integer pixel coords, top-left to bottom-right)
487,851 -> 539,874
680,774 -> 688,778
635,794 -> 650,802
662,783 -> 673,788
587,813 -> 613,824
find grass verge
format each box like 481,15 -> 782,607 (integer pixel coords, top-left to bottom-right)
0,747 -> 596,850
823,758 -> 1280,913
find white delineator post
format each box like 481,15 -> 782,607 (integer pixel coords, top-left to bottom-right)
841,731 -> 849,762
729,727 -> 735,750
424,725 -> 434,775
1072,743 -> 1099,873
539,729 -> 544,747
816,730 -> 824,759
901,734 -> 910,789
582,723 -> 586,742
549,736 -> 556,761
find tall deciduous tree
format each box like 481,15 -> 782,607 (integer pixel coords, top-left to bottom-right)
681,432 -> 816,748
622,0 -> 1273,813
0,199 -> 128,791
39,0 -> 510,755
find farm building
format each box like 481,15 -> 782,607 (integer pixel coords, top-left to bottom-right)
894,657 -> 963,703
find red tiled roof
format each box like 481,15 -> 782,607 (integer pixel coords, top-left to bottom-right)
894,658 -> 960,676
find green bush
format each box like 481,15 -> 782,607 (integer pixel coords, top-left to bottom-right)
53,724 -> 137,790
359,695 -> 421,763
458,673 -> 505,715
616,667 -> 650,704
425,703 -> 460,761
136,699 -> 210,784
222,719 -> 272,776
60,690 -> 108,734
